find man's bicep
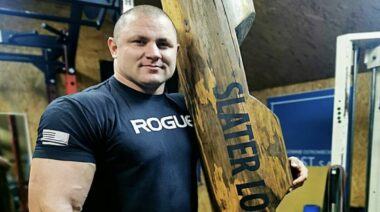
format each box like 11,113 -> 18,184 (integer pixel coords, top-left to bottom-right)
29,158 -> 96,212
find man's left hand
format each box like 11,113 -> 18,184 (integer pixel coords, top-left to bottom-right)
288,156 -> 308,193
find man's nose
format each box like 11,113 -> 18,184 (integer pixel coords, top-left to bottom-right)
144,42 -> 161,60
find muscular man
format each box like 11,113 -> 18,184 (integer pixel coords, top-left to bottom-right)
28,5 -> 307,212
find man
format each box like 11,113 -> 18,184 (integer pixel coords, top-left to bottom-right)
29,5 -> 307,212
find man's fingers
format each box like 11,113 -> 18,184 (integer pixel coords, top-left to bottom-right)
287,156 -> 308,193
293,175 -> 307,186
292,165 -> 308,184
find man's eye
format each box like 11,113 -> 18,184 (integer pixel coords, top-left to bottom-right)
157,42 -> 169,49
133,40 -> 145,45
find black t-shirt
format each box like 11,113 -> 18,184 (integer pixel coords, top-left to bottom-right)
33,76 -> 199,211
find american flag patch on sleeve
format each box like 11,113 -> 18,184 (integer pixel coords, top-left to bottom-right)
41,129 -> 70,146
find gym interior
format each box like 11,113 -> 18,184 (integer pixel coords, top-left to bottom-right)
0,0 -> 379,211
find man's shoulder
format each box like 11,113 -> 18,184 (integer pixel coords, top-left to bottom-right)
79,80 -> 113,99
47,80 -> 115,113
165,92 -> 184,100
165,92 -> 188,112
73,80 -> 115,104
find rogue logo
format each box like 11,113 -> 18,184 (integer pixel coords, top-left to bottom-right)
130,115 -> 193,134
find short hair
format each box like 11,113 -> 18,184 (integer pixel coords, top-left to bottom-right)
113,5 -> 177,42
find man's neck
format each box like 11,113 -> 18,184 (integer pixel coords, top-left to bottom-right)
113,72 -> 165,95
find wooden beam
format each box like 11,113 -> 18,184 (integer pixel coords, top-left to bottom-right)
162,0 -> 293,211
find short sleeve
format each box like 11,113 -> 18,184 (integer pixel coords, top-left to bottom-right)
33,97 -> 102,163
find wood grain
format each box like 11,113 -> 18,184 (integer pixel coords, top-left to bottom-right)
161,0 -> 293,211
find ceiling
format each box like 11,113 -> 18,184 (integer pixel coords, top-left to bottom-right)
128,0 -> 380,90
242,0 -> 380,90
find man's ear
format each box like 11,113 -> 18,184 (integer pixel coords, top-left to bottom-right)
107,37 -> 118,59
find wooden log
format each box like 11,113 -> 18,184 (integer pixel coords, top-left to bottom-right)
161,0 -> 293,211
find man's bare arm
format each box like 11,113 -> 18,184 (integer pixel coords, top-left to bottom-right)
28,158 -> 96,212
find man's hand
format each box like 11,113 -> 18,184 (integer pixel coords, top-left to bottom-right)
288,156 -> 308,193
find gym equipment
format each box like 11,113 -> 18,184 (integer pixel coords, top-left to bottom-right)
0,28 -> 64,101
162,0 -> 293,211
0,113 -> 32,212
0,156 -> 13,212
323,165 -> 345,212
0,0 -> 122,101
331,32 -> 380,211
363,45 -> 380,212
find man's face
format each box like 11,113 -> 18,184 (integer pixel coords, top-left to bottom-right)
108,14 -> 178,94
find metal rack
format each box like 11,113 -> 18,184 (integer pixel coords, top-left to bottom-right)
0,0 -> 122,101
331,32 -> 380,211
